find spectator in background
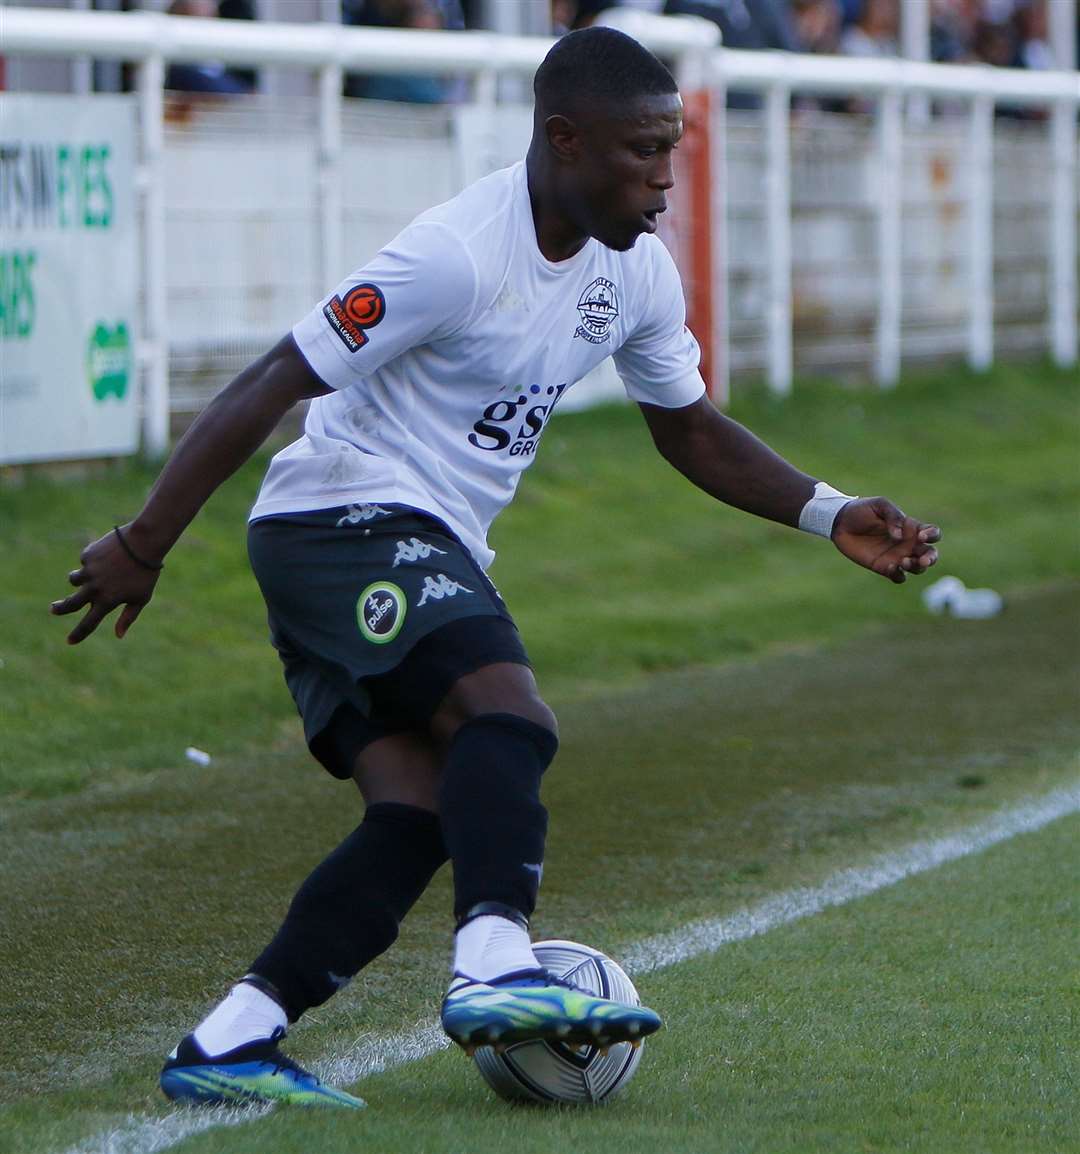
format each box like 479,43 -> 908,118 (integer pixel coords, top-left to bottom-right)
552,0 -> 581,35
343,0 -> 460,103
790,0 -> 843,54
929,0 -> 1056,72
217,0 -> 258,92
836,0 -> 899,113
789,0 -> 847,112
663,0 -> 799,108
929,0 -> 978,63
973,0 -> 1052,116
563,0 -> 654,31
972,5 -> 1017,66
164,0 -> 255,94
664,0 -> 799,52
1014,0 -> 1053,70
838,0 -> 899,57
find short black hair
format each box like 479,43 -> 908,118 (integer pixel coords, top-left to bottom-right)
533,26 -> 678,116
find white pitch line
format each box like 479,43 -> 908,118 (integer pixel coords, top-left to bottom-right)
65,1104 -> 273,1154
58,780 -> 1080,1154
314,1020 -> 451,1086
621,779 -> 1080,974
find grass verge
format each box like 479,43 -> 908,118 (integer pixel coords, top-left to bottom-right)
2,359 -> 1077,798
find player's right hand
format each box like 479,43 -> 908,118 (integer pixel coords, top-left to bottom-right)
50,524 -> 162,644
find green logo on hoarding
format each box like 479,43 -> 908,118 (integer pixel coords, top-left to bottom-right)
87,322 -> 131,401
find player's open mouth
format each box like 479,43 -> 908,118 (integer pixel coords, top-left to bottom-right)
641,210 -> 660,233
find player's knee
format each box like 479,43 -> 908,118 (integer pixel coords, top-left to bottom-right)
434,700 -> 558,752
432,663 -> 558,748
510,697 -> 558,746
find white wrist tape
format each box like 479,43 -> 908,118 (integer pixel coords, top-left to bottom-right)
798,481 -> 857,539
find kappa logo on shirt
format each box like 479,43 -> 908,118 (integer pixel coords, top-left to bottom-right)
324,282 -> 386,352
493,282 -> 529,313
574,277 -> 619,344
337,503 -> 392,526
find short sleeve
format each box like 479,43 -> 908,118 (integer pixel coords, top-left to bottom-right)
613,238 -> 706,409
292,220 -> 479,390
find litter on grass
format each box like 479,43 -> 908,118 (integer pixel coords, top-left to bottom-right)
922,576 -> 1003,619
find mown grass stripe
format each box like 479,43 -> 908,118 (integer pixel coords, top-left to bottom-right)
58,781 -> 1080,1154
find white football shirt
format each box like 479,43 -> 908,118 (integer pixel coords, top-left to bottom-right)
250,160 -> 705,568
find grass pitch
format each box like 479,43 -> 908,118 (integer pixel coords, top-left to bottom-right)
1,587 -> 1076,1153
1,360 -> 1078,1153
172,809 -> 1076,1154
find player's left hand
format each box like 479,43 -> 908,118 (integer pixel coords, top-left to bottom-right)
830,497 -> 941,584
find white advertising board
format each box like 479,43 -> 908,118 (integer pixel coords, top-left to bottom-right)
0,94 -> 139,464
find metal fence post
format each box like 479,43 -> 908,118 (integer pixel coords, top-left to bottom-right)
875,88 -> 902,388
137,48 -> 169,458
1049,97 -> 1078,367
318,60 -> 344,288
765,82 -> 792,395
967,93 -> 993,372
710,61 -> 730,408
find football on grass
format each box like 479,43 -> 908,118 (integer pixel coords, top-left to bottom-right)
472,939 -> 645,1104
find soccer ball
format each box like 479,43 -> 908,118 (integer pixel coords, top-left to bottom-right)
472,939 -> 645,1104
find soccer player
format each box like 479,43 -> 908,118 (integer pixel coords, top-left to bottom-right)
51,27 -> 940,1108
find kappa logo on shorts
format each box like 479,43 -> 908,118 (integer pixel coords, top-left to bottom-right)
417,574 -> 473,608
574,277 -> 619,344
337,503 -> 392,526
357,581 -> 406,644
392,537 -> 448,568
324,283 -> 386,353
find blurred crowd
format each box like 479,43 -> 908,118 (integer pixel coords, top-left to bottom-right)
568,1 -> 1066,70
165,0 -> 1075,102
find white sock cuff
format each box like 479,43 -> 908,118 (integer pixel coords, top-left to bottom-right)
453,914 -> 538,982
192,981 -> 288,1057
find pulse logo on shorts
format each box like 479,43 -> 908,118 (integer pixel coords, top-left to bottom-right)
357,581 -> 406,644
324,283 -> 385,353
574,277 -> 619,344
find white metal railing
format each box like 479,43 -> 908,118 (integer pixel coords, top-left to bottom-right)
2,5 -> 1077,453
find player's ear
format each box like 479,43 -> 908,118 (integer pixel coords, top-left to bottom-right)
544,114 -> 583,163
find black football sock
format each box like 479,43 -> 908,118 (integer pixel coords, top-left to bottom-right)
249,802 -> 447,1021
438,713 -> 558,926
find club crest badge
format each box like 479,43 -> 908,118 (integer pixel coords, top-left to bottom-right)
574,277 -> 619,344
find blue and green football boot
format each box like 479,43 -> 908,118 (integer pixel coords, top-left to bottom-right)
160,1028 -> 364,1108
440,969 -> 662,1054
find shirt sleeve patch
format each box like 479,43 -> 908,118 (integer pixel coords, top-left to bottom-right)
323,283 -> 386,352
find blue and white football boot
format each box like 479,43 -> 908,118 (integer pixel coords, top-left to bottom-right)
160,1028 -> 364,1108
440,968 -> 662,1054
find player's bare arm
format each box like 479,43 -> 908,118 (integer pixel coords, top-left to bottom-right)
50,335 -> 330,644
639,394 -> 941,584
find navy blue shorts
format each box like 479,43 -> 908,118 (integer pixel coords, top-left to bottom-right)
248,504 -> 531,778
